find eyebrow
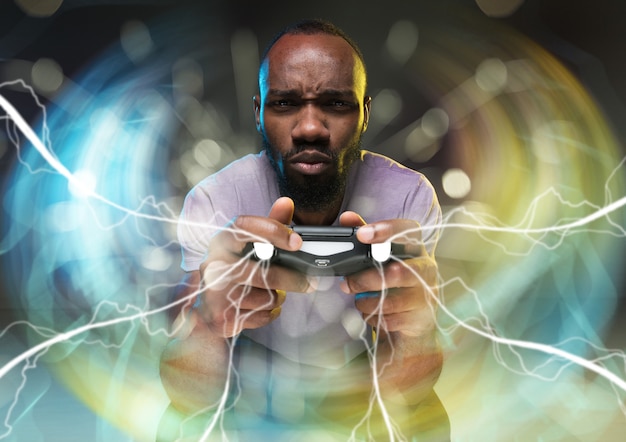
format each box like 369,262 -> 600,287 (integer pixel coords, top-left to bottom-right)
267,88 -> 358,98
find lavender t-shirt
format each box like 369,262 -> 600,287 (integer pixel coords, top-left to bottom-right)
178,150 -> 441,368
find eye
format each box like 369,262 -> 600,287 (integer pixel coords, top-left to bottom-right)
325,99 -> 356,111
269,99 -> 297,111
271,99 -> 293,107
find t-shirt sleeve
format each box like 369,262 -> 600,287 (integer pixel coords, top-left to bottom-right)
404,174 -> 442,257
348,153 -> 442,256
177,184 -> 224,272
176,153 -> 278,273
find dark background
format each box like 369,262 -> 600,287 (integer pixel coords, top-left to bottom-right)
1,0 -> 623,340
1,0 -> 626,132
0,0 -> 624,440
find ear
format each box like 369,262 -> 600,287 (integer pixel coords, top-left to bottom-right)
253,95 -> 262,133
362,96 -> 372,132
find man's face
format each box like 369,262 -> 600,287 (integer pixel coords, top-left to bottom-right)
254,33 -> 371,213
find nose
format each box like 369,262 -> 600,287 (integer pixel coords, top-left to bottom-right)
291,104 -> 330,143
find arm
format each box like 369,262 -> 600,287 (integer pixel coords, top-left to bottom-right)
159,271 -> 231,414
338,213 -> 443,405
159,197 -> 315,415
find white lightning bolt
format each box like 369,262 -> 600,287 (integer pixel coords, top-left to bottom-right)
1,80 -> 625,442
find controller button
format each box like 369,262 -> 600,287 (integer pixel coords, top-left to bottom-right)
314,259 -> 331,267
371,242 -> 391,262
253,242 -> 275,261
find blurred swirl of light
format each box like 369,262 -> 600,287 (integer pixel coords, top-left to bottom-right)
442,168 -> 471,199
0,5 -> 624,442
385,19 -> 419,65
402,17 -> 626,440
31,58 -> 64,94
0,11 -> 240,440
14,0 -> 63,17
475,0 -> 525,18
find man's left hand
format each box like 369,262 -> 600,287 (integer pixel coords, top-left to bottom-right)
338,212 -> 439,338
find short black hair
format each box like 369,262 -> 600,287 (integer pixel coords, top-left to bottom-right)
260,19 -> 367,80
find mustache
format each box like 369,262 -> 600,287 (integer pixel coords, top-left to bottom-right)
283,144 -> 336,160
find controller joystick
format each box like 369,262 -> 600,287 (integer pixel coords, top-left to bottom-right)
252,242 -> 275,261
370,242 -> 392,262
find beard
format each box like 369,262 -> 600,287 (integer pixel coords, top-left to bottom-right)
262,136 -> 362,213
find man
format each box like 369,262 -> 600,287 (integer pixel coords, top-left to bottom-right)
159,19 -> 449,441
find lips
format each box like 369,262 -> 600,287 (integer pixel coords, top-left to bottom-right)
287,150 -> 333,175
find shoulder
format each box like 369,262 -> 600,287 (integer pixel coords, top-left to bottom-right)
177,151 -> 278,270
196,151 -> 270,188
358,150 -> 431,186
347,150 -> 439,220
361,151 -> 418,172
186,152 -> 273,200
354,151 -> 441,253
181,151 -> 278,221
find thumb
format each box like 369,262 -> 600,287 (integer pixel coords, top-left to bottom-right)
339,211 -> 366,227
268,197 -> 295,225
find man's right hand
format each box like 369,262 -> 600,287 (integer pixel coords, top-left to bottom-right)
160,197 -> 316,414
191,196 -> 317,338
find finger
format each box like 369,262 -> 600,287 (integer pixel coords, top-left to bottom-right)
232,307 -> 283,331
238,197 -> 300,249
339,257 -> 437,294
234,215 -> 302,251
268,197 -> 295,224
362,310 -> 437,337
355,288 -> 416,315
225,287 -> 286,312
246,261 -> 318,293
208,305 -> 283,337
200,288 -> 285,335
356,219 -> 424,249
206,216 -> 301,262
339,210 -> 366,227
204,285 -> 284,312
341,256 -> 438,293
202,258 -> 317,294
354,285 -> 438,317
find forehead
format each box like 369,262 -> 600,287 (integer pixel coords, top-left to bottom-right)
262,33 -> 364,93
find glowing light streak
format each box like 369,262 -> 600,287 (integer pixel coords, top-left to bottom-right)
1,80 -> 625,439
386,179 -> 626,257
0,83 -> 253,238
0,83 -> 181,230
190,258 -> 410,441
3,80 -> 624,249
1,338 -> 46,439
0,297 -> 177,439
1,82 -> 69,182
430,275 -> 626,393
0,300 -> 173,384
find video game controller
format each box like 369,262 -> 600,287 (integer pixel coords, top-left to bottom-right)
244,226 -> 408,276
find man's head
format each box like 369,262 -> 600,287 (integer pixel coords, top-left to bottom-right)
254,19 -> 371,220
